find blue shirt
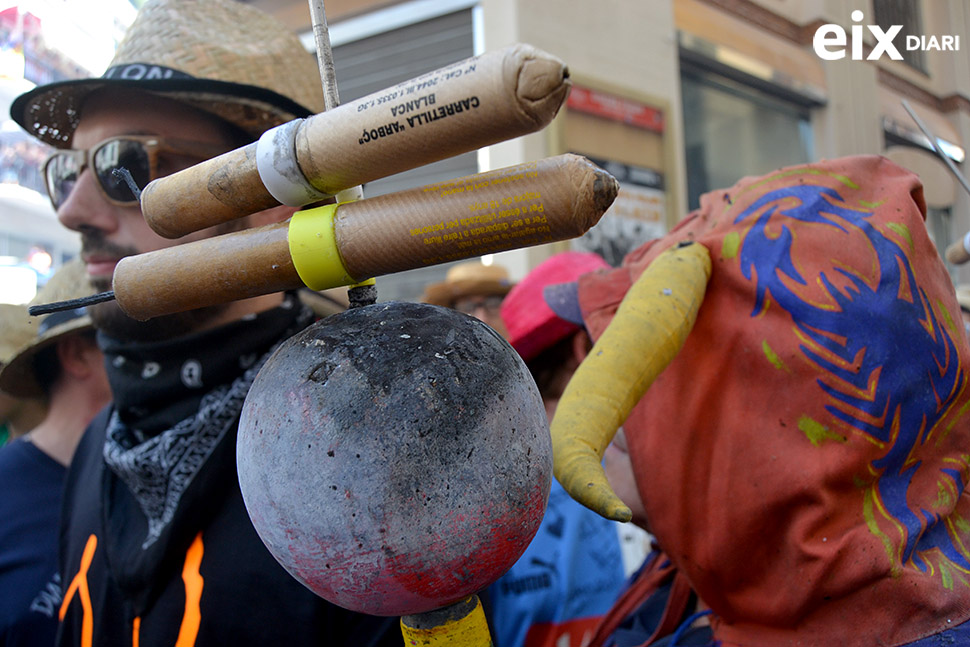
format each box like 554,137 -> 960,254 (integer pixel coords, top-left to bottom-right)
488,479 -> 627,647
0,438 -> 65,647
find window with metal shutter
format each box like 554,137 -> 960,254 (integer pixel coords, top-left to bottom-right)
331,9 -> 479,301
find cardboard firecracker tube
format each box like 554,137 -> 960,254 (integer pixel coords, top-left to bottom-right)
112,154 -> 617,321
140,43 -> 571,239
946,233 -> 970,265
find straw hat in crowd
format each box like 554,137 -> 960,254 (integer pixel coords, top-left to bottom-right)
0,305 -> 39,369
11,0 -> 325,148
421,261 -> 515,307
0,260 -> 96,398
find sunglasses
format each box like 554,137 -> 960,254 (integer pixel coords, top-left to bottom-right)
454,295 -> 505,315
43,135 -> 230,210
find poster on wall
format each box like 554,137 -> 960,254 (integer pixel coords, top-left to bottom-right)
571,155 -> 666,266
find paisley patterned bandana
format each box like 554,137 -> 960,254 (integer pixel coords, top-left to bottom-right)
101,294 -> 313,549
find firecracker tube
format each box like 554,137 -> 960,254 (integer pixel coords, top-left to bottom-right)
139,43 -> 571,239
112,154 -> 617,321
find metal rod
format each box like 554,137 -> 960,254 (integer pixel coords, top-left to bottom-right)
307,0 -> 341,112
307,0 -> 374,308
901,99 -> 970,198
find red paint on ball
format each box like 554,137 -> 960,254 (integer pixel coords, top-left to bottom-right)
238,303 -> 552,616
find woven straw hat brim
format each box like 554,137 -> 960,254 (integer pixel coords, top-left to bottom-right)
11,0 -> 325,148
12,77 -> 316,149
0,315 -> 93,398
0,304 -> 38,365
421,279 -> 514,307
1,258 -> 96,397
297,287 -> 349,319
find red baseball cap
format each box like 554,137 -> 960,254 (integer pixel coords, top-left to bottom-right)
500,251 -> 609,362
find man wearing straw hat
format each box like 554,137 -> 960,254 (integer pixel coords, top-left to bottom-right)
10,0 -> 400,644
421,260 -> 516,338
487,251 -> 635,647
0,305 -> 46,446
0,260 -> 110,646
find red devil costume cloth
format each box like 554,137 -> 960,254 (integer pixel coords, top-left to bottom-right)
579,156 -> 970,646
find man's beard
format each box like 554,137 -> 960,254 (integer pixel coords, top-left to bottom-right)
83,231 -> 229,343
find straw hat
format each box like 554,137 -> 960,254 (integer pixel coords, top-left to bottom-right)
0,304 -> 39,368
0,260 -> 96,398
298,287 -> 350,319
11,0 -> 325,148
421,261 -> 514,307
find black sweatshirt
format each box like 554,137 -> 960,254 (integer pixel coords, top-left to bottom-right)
57,299 -> 402,646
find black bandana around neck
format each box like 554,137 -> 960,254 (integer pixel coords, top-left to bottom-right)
97,294 -> 315,613
101,297 -> 309,436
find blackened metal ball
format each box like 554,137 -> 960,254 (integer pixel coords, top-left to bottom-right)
237,301 -> 551,616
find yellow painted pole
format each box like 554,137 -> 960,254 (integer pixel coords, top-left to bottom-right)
400,596 -> 492,647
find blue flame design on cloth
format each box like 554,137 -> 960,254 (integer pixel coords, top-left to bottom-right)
732,183 -> 970,574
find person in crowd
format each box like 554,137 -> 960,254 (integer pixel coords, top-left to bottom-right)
487,251 -> 641,647
421,260 -> 515,337
554,156 -> 970,646
0,389 -> 45,447
0,304 -> 46,446
10,0 -> 401,644
0,259 -> 110,646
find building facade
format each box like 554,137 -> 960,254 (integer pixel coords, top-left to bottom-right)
0,2 -> 135,303
9,0 -> 967,302
245,0 -> 967,298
